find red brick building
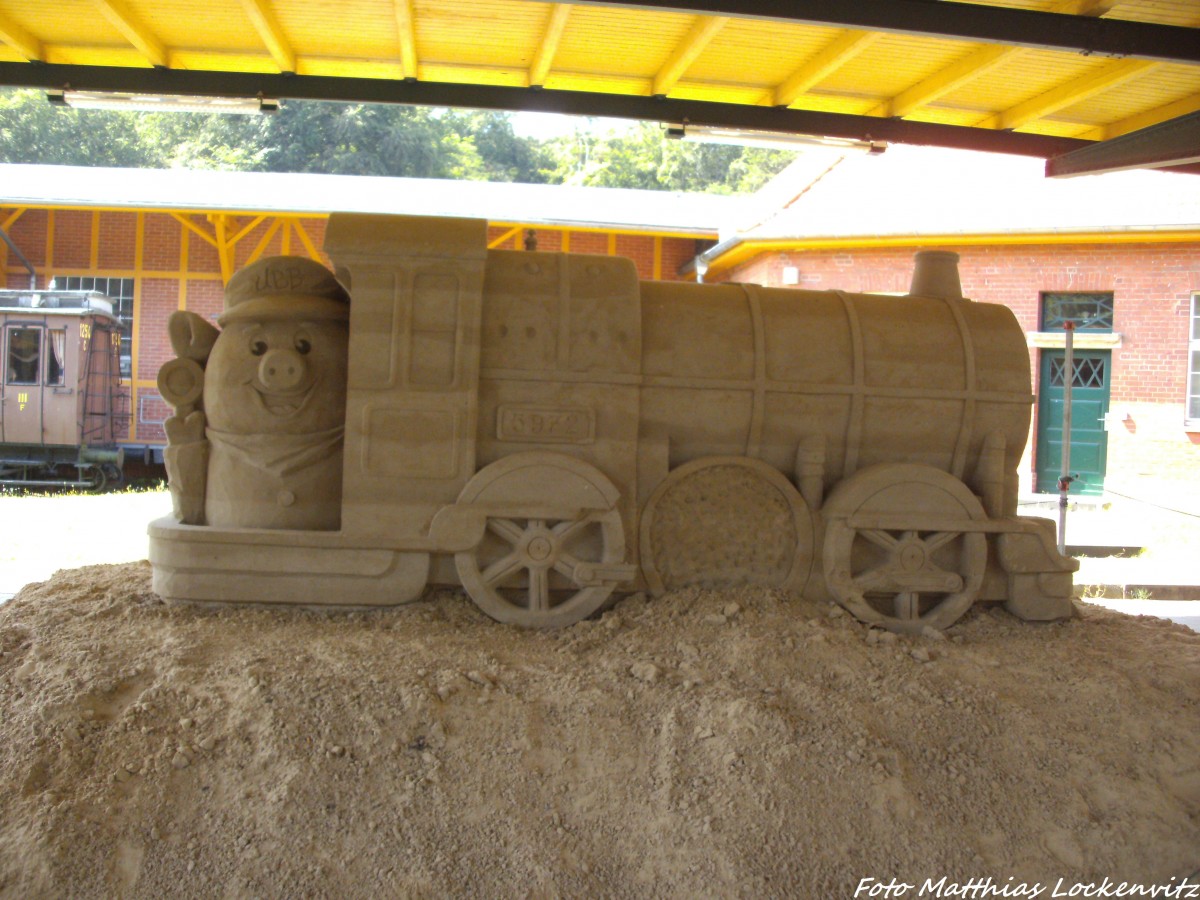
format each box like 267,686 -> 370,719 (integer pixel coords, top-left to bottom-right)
696,146 -> 1200,504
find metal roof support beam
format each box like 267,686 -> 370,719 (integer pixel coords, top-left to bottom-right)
554,0 -> 1200,66
394,0 -> 418,80
978,58 -> 1156,131
0,12 -> 42,62
1046,111 -> 1200,177
91,0 -> 168,68
5,61 -> 1099,159
530,4 -> 572,88
772,29 -> 879,108
652,14 -> 728,97
239,0 -> 296,74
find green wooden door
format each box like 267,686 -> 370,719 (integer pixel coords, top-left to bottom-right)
1035,349 -> 1111,495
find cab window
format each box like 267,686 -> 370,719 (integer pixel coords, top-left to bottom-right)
6,328 -> 41,385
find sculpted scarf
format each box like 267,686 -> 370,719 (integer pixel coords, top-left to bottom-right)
206,425 -> 344,478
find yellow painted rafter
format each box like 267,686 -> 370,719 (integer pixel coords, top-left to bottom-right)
978,58 -> 1156,130
247,218 -> 285,265
772,30 -> 880,108
91,0 -> 168,68
652,14 -> 728,98
866,0 -> 1118,119
169,212 -> 219,248
1078,93 -> 1200,141
2,208 -> 26,230
290,218 -> 321,261
0,11 -> 42,61
394,0 -> 418,80
239,0 -> 296,74
488,225 -> 521,248
530,4 -> 572,88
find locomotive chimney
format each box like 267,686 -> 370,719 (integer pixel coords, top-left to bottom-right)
909,250 -> 963,301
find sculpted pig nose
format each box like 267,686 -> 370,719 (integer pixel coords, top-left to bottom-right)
258,348 -> 305,391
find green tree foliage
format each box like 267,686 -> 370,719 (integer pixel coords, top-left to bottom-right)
0,88 -> 793,193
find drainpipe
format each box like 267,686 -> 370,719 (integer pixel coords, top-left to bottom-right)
1057,321 -> 1076,556
0,226 -> 36,289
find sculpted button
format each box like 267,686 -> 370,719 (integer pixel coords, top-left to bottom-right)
278,490 -> 296,507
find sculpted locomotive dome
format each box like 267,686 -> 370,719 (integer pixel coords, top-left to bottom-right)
205,257 -> 350,436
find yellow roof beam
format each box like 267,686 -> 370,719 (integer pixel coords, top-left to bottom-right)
530,4 -> 572,88
239,0 -> 296,74
772,30 -> 880,109
870,44 -> 1013,118
978,58 -> 1156,130
0,12 -> 42,62
394,0 -> 418,80
652,14 -> 728,98
1077,93 -> 1200,141
91,0 -> 168,67
866,0 -> 1118,119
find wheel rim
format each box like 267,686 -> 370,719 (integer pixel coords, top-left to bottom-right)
457,510 -> 623,627
822,464 -> 987,634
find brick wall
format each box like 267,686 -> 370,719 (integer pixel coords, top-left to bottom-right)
723,242 -> 1200,493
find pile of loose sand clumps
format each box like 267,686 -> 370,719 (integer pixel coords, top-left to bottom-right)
1,562 -> 1197,897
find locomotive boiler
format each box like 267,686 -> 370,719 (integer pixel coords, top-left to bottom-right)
149,213 -> 1076,634
0,290 -> 127,490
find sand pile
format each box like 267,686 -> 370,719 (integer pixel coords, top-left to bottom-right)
1,562 -> 1197,897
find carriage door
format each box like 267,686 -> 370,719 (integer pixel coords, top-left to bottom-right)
2,323 -> 45,445
1034,292 -> 1114,495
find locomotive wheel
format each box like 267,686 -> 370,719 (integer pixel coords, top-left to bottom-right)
822,464 -> 987,634
454,453 -> 627,628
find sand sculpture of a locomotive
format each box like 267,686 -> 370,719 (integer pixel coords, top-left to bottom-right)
149,213 -> 1076,633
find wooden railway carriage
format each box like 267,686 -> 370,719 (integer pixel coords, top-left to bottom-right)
150,214 -> 1076,633
0,290 -> 126,490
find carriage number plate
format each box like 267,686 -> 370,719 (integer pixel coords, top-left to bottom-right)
497,405 -> 595,444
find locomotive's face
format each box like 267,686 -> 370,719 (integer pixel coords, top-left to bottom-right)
205,317 -> 348,435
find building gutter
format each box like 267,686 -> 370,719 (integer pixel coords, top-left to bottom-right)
680,226 -> 1200,279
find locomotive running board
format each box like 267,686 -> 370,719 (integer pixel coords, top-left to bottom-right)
148,517 -> 430,608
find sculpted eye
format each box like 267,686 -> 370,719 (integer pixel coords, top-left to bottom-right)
251,339 -> 268,356
295,337 -> 312,355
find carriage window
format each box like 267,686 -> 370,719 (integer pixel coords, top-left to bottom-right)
7,328 -> 41,385
54,275 -> 135,377
47,329 -> 66,386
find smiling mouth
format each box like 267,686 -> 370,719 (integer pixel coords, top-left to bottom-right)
252,383 -> 315,418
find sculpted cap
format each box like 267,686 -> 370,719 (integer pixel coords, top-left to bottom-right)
221,256 -> 350,326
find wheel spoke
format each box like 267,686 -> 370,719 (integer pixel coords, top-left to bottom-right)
923,531 -> 959,553
852,564 -> 895,593
482,551 -> 524,587
552,550 -> 589,582
552,516 -> 591,545
860,529 -> 900,551
894,591 -> 920,619
529,567 -> 550,612
487,518 -> 526,546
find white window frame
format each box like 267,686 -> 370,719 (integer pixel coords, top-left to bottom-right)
1188,293 -> 1200,430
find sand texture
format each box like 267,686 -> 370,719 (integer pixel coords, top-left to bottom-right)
1,562 -> 1197,897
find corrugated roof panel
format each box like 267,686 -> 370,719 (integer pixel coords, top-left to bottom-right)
937,51 -> 1115,113
170,51 -> 281,73
544,71 -> 652,96
687,21 -> 836,88
274,0 -> 400,61
6,0 -> 127,47
554,6 -> 694,80
416,0 -> 548,69
821,35 -> 976,95
1056,64 -> 1200,122
1100,0 -> 1200,26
